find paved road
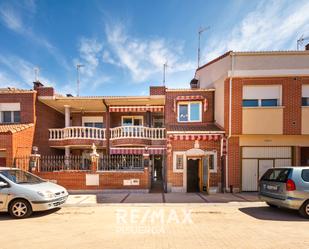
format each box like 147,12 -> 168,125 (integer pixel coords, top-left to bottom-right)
1,203 -> 308,249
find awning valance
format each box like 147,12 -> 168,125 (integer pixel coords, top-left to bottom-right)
109,106 -> 164,113
173,95 -> 208,112
168,134 -> 222,141
110,147 -> 166,155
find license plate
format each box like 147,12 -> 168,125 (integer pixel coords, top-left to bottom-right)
265,184 -> 278,191
53,198 -> 66,207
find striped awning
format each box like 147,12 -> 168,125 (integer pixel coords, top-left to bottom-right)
174,95 -> 208,112
109,106 -> 164,112
168,134 -> 222,141
110,147 -> 166,155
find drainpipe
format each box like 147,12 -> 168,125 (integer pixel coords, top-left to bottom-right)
102,99 -> 110,155
227,52 -> 235,192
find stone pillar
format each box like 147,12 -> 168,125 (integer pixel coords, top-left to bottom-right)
64,105 -> 71,127
65,146 -> 70,169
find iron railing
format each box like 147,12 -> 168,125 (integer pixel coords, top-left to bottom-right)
98,154 -> 144,171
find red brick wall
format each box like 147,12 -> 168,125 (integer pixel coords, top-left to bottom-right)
36,87 -> 54,97
224,77 -> 308,135
36,168 -> 150,190
0,134 -> 12,166
0,92 -> 36,124
34,101 -> 64,155
227,136 -> 240,189
150,86 -> 166,95
167,140 -> 222,189
12,126 -> 35,158
165,90 -> 215,129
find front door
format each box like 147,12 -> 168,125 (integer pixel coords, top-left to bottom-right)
187,159 -> 200,192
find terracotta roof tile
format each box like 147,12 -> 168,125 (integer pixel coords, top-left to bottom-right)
167,124 -> 224,132
0,88 -> 35,94
0,123 -> 34,134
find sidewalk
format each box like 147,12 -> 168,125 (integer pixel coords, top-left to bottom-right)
65,192 -> 260,206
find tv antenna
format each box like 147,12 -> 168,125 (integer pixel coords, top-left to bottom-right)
34,67 -> 40,82
76,64 -> 84,96
163,61 -> 168,86
297,35 -> 309,50
197,26 -> 210,68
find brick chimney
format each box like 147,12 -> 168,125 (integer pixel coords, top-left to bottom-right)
33,81 -> 54,97
305,43 -> 309,51
33,81 -> 44,90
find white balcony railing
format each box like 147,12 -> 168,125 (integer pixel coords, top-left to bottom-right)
49,126 -> 106,140
110,126 -> 165,140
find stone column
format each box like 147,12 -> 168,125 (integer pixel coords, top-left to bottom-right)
90,143 -> 99,173
64,105 -> 71,127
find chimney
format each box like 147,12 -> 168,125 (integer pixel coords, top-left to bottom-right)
305,43 -> 309,51
190,78 -> 199,89
33,81 -> 44,90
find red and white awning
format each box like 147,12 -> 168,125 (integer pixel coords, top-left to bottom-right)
174,95 -> 208,112
109,106 -> 164,113
168,134 -> 222,141
110,147 -> 166,155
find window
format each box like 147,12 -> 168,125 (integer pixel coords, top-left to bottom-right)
242,85 -> 281,107
301,169 -> 309,182
0,111 -> 20,123
84,122 -> 103,128
178,102 -> 201,122
302,97 -> 309,106
176,155 -> 184,170
173,152 -> 185,172
261,168 -> 291,182
243,99 -> 259,107
261,99 -> 278,107
303,85 -> 309,106
121,116 -> 143,126
204,151 -> 217,173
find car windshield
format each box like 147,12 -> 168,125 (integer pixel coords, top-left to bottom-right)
0,170 -> 44,184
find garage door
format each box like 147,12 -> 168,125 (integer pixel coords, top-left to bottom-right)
241,147 -> 292,191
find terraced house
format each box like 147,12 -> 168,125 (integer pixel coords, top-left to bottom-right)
1,48 -> 309,193
195,48 -> 309,192
0,82 -> 225,193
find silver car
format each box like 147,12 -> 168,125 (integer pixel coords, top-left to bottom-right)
0,167 -> 68,218
259,167 -> 309,218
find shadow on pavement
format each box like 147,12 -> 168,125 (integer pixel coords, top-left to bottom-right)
239,206 -> 308,221
0,208 -> 61,221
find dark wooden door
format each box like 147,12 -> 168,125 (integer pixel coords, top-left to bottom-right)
187,159 -> 199,192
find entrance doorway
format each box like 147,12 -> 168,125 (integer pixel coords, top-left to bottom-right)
187,159 -> 200,192
150,155 -> 164,193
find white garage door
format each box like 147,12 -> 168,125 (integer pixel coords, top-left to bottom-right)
242,147 -> 292,191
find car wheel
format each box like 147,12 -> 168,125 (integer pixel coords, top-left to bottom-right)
266,202 -> 277,208
299,200 -> 309,219
9,199 -> 32,219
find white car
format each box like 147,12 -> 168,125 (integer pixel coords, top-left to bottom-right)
0,167 -> 68,218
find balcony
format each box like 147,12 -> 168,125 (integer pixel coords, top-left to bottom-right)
110,126 -> 166,146
49,126 -> 106,147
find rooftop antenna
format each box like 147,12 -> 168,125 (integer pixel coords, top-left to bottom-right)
297,35 -> 309,50
197,26 -> 210,68
76,64 -> 84,96
34,67 -> 40,82
163,61 -> 168,86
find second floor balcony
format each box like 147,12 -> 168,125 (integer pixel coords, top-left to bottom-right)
110,126 -> 165,140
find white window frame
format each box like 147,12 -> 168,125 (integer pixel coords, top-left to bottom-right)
121,116 -> 144,126
205,150 -> 218,173
177,101 -> 202,123
173,151 -> 186,173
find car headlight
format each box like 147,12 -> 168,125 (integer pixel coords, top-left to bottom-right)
37,191 -> 55,199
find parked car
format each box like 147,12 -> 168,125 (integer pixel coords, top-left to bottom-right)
259,167 -> 309,218
0,167 -> 68,218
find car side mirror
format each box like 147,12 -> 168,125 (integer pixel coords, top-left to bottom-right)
0,181 -> 9,188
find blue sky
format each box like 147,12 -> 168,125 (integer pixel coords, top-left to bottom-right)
0,0 -> 309,96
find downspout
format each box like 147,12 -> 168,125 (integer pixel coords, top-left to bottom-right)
226,52 -> 235,192
102,99 -> 110,155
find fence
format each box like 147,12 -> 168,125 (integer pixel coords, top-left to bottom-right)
98,154 -> 144,171
14,155 -> 91,172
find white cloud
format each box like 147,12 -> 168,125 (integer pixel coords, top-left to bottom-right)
204,0 -> 309,62
0,5 -> 23,32
105,22 -> 195,82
